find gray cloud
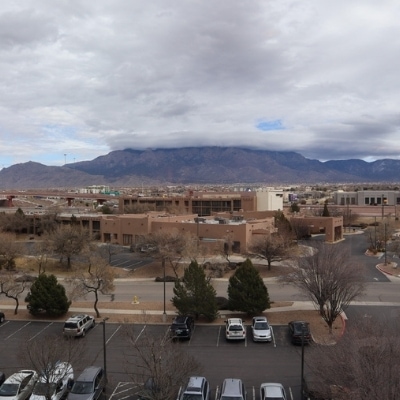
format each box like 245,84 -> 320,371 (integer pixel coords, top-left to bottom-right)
0,0 -> 399,168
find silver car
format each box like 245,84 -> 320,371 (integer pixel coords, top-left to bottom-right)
31,362 -> 74,400
251,316 -> 272,342
180,376 -> 210,400
0,370 -> 38,400
260,383 -> 286,400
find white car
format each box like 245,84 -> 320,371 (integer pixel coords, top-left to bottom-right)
225,318 -> 246,340
260,383 -> 286,400
251,316 -> 272,342
31,362 -> 74,400
0,370 -> 38,400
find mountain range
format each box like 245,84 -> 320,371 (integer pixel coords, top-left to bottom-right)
1,147 -> 399,189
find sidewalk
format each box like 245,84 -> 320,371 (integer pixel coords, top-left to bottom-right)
0,300 -> 317,316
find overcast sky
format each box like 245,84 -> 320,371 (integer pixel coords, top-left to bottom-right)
1,0 -> 399,168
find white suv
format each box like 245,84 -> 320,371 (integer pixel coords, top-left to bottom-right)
63,314 -> 95,338
225,318 -> 246,340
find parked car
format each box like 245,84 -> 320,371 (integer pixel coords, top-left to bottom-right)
63,314 -> 95,338
225,318 -> 246,340
260,383 -> 287,400
288,321 -> 312,345
0,373 -> 5,387
31,362 -> 74,400
169,316 -> 194,340
180,376 -> 210,400
251,316 -> 272,342
67,366 -> 105,400
0,370 -> 38,400
0,311 -> 4,324
219,378 -> 246,400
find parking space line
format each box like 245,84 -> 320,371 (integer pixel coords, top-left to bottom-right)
271,326 -> 277,347
216,326 -> 221,346
0,321 -> 10,328
107,324 -> 122,344
133,325 -> 146,344
28,322 -> 53,341
5,321 -> 31,340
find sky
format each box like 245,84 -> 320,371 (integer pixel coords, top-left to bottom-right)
1,0 -> 400,168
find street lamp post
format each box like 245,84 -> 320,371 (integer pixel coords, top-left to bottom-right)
102,317 -> 109,384
382,194 -> 385,220
384,223 -> 387,266
162,257 -> 166,322
300,323 -> 306,400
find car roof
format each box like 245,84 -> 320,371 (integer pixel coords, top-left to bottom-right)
227,318 -> 243,325
184,376 -> 206,392
173,315 -> 191,323
222,378 -> 243,396
253,316 -> 268,323
6,370 -> 36,384
38,362 -> 72,383
76,366 -> 102,382
261,383 -> 284,397
66,314 -> 91,322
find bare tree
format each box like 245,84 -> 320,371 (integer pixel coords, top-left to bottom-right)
306,316 -> 400,399
124,328 -> 203,400
49,225 -> 90,269
248,233 -> 289,271
67,254 -> 115,318
365,218 -> 396,253
20,334 -> 85,400
0,271 -> 31,314
290,218 -> 312,240
280,241 -> 365,332
0,232 -> 22,270
142,230 -> 192,277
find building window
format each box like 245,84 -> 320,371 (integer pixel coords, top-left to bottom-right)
365,197 -> 369,205
123,234 -> 133,245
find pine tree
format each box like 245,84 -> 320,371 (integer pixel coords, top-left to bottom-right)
322,200 -> 330,217
228,258 -> 270,315
172,260 -> 218,321
25,274 -> 71,317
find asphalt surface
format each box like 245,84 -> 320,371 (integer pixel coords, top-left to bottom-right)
0,319 -> 305,400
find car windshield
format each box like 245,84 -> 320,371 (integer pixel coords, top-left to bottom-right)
221,396 -> 243,400
33,382 -> 56,396
71,382 -> 93,394
229,325 -> 243,331
0,383 -> 19,396
255,322 -> 269,330
182,394 -> 203,400
172,324 -> 187,329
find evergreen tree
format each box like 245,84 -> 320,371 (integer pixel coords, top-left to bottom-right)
228,258 -> 270,315
172,260 -> 218,321
25,274 -> 71,317
322,200 -> 330,217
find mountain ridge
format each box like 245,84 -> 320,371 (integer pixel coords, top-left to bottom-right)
0,147 -> 399,189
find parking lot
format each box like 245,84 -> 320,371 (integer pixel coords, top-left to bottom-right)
0,319 -> 304,400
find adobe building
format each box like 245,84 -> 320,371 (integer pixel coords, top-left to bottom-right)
100,212 -> 276,253
118,188 -> 284,216
289,215 -> 343,242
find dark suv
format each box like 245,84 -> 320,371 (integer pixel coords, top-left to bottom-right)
288,320 -> 312,345
169,316 -> 194,340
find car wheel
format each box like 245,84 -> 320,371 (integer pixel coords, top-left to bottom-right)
92,320 -> 96,328
0,316 -> 4,323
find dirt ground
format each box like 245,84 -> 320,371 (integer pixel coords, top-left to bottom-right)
4,259 -> 344,345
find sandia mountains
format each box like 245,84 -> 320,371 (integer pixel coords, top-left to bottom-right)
1,147 -> 400,189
